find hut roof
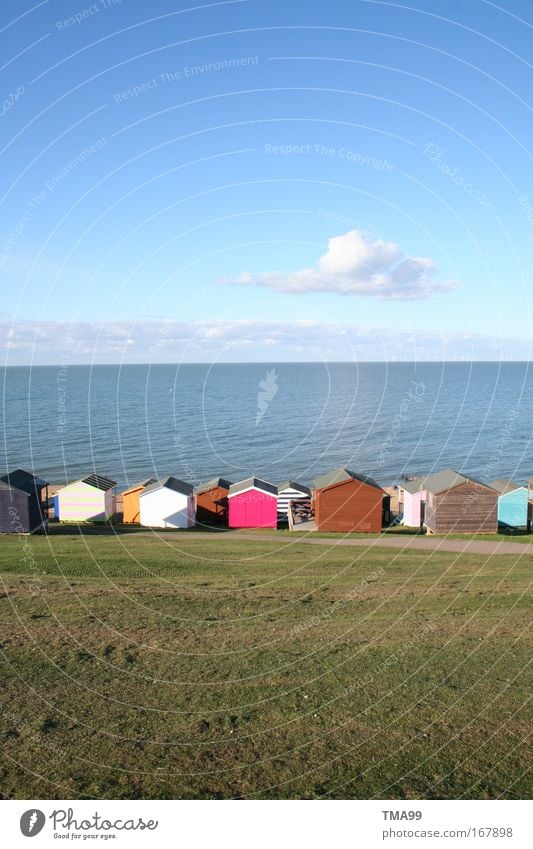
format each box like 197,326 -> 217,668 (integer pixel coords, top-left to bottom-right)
228,477 -> 277,497
277,481 -> 311,496
489,478 -> 525,495
0,479 -> 29,498
0,468 -> 48,492
311,467 -> 383,492
428,469 -> 471,493
81,474 -> 116,491
400,476 -> 427,495
196,477 -> 232,495
122,478 -> 157,495
141,476 -> 193,497
402,468 -> 495,495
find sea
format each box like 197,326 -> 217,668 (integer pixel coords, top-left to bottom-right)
1,362 -> 532,489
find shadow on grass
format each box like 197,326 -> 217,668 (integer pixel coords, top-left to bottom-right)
44,522 -> 236,537
497,525 -> 531,536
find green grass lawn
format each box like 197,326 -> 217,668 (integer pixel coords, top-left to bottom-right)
0,532 -> 531,800
267,526 -> 533,542
48,522 -> 533,543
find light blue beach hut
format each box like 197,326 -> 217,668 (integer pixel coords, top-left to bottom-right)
489,479 -> 532,529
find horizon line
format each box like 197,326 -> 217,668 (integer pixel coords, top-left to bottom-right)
3,360 -> 533,367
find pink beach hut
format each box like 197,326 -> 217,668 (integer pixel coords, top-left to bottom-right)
400,477 -> 428,527
228,477 -> 278,529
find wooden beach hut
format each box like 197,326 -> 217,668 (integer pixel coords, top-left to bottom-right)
0,469 -> 49,534
56,474 -> 116,522
122,479 -> 157,524
139,476 -> 194,529
422,469 -> 498,534
489,478 -> 532,530
195,477 -> 232,526
228,478 -> 278,528
311,468 -> 389,533
276,481 -> 311,519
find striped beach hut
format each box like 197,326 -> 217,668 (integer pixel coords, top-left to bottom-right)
312,468 -> 389,533
56,474 -> 116,522
139,477 -> 194,529
489,479 -> 532,529
276,481 -> 311,520
195,477 -> 232,526
228,478 -> 278,528
0,469 -> 49,534
122,479 -> 157,524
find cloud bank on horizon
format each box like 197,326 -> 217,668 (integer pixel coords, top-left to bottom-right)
1,319 -> 529,365
220,230 -> 458,300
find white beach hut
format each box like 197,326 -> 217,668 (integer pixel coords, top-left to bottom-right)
56,474 -> 116,522
139,476 -> 194,529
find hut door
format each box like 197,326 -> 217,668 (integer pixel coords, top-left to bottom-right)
420,500 -> 426,527
245,500 -> 263,527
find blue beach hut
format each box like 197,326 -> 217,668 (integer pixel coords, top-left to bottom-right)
489,479 -> 532,529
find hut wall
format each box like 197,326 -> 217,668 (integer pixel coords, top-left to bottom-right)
228,490 -> 277,528
140,489 -> 194,529
277,487 -> 310,517
425,481 -> 497,534
104,489 -> 115,520
27,492 -> 45,531
382,494 -> 391,527
315,480 -> 384,532
0,489 -> 29,533
497,488 -> 529,527
57,482 -> 106,522
403,490 -> 426,526
123,487 -> 143,524
196,486 -> 229,525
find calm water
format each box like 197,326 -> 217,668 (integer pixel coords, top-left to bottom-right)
1,363 -> 532,489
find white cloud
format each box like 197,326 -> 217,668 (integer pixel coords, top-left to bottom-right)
221,230 -> 457,299
0,319 -> 530,364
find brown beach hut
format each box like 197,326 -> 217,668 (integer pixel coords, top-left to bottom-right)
195,477 -> 232,525
312,468 -> 389,533
122,479 -> 157,524
423,469 -> 498,534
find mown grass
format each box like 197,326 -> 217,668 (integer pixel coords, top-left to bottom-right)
47,522 -> 533,543
280,527 -> 533,542
0,532 -> 531,800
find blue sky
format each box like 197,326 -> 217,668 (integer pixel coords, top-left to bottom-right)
1,0 -> 532,362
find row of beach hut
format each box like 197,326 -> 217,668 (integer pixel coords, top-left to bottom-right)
398,470 -> 532,534
0,466 -> 531,535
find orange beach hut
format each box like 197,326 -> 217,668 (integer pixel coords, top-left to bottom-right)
122,479 -> 156,524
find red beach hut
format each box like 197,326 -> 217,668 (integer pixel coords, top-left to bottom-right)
311,468 -> 389,533
195,477 -> 232,526
228,477 -> 278,528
